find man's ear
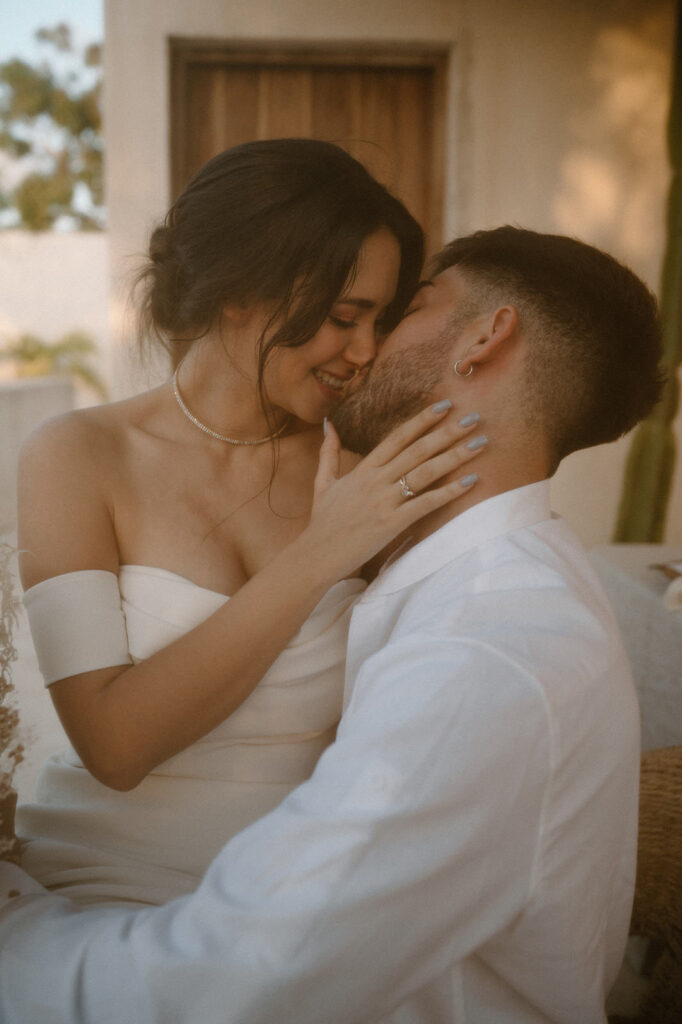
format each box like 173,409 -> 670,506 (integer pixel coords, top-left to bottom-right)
455,306 -> 519,375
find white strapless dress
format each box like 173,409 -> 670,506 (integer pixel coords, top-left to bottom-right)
16,566 -> 366,906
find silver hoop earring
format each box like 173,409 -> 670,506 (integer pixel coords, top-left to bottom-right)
454,359 -> 473,378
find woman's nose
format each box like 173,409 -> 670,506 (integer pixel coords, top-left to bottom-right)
343,324 -> 379,367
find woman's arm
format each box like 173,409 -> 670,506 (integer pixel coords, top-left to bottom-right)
18,404 -> 484,791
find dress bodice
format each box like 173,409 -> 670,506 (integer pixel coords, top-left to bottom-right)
17,568 -> 366,906
118,566 -> 365,781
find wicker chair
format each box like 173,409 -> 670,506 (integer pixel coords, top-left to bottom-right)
627,745 -> 682,1023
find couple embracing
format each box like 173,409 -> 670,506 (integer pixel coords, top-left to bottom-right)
1,139 -> 663,1023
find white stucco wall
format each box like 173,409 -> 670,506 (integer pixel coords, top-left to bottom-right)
0,231 -> 109,349
104,0 -> 681,545
0,231 -> 111,387
455,0 -> 681,545
0,232 -> 111,532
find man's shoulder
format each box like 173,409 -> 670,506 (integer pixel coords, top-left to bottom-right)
351,517 -> 637,773
400,514 -> 599,614
387,516 -> 626,683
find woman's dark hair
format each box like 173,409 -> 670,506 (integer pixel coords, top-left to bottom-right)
137,139 -> 424,390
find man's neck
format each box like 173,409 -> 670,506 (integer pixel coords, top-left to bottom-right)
408,456 -> 549,547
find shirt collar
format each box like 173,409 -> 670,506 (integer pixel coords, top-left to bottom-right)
367,480 -> 554,597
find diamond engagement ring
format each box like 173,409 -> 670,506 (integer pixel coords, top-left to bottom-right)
399,475 -> 416,499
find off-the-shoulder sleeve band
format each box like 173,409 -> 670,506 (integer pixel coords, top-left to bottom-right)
23,570 -> 132,686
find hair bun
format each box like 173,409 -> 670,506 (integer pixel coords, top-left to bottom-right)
144,223 -> 188,332
149,225 -> 174,266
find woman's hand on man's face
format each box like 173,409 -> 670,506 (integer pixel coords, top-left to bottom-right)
306,402 -> 486,580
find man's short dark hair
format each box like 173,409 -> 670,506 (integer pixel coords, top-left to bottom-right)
433,226 -> 665,470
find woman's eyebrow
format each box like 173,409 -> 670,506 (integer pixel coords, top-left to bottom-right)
334,297 -> 377,310
335,281 -> 438,311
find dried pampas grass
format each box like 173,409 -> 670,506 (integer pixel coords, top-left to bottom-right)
0,542 -> 23,863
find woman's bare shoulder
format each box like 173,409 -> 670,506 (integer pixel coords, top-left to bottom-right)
17,389 -> 173,587
20,388 -> 166,468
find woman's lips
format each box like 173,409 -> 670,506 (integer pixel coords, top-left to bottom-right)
312,369 -> 352,401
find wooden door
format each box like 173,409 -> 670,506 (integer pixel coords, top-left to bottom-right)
170,45 -> 446,254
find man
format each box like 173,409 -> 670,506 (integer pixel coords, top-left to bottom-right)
0,227 -> 663,1023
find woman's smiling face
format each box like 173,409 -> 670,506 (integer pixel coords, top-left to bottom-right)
262,228 -> 402,424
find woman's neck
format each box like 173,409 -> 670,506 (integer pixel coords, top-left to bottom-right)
177,338 -> 282,441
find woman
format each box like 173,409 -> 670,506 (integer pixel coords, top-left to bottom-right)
15,139 -> 485,906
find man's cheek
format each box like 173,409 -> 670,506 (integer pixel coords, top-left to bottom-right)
375,334 -> 408,367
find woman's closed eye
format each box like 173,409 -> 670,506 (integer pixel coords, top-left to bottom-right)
328,314 -> 392,339
328,315 -> 358,329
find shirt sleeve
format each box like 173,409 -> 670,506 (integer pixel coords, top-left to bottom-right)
0,637 -> 551,1024
23,570 -> 132,685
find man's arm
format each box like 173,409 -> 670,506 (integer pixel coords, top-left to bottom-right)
0,639 -> 550,1024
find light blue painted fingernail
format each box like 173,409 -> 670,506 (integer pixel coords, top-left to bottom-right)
466,433 -> 488,451
431,399 -> 453,413
460,473 -> 478,488
323,417 -> 328,437
458,411 -> 480,427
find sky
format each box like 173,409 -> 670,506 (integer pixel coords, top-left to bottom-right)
0,0 -> 103,63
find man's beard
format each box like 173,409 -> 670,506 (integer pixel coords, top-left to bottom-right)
330,336 -> 449,455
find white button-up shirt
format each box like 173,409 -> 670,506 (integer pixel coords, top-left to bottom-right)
0,481 -> 639,1024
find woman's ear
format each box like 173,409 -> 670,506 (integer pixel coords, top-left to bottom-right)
221,303 -> 249,327
455,305 -> 519,375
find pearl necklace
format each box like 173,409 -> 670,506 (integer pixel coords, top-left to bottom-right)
171,366 -> 290,446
